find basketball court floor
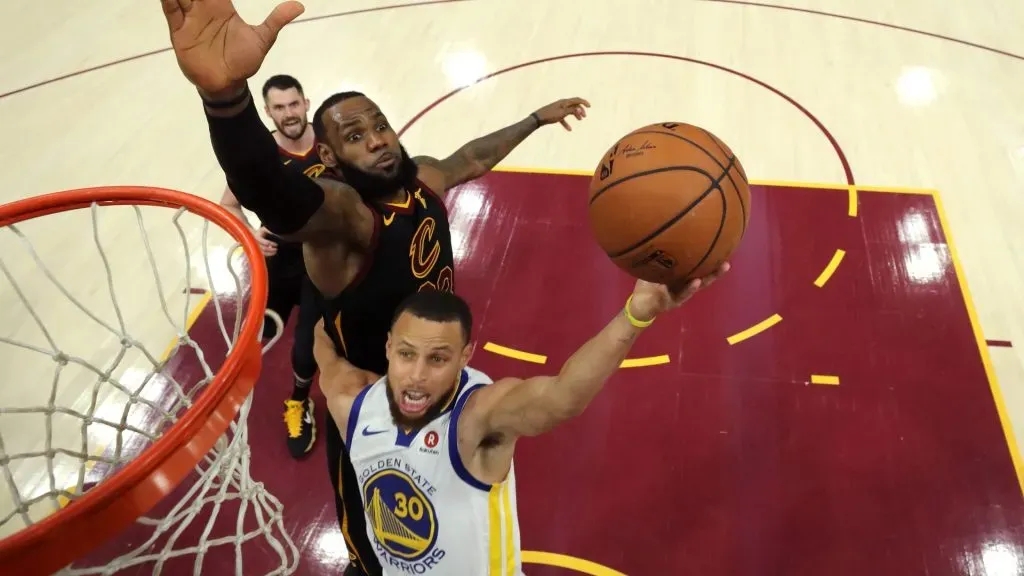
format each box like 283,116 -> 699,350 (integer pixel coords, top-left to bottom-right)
1,1 -> 1024,574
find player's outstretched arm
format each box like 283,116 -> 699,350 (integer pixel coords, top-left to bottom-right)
413,97 -> 590,193
313,319 -> 380,440
468,265 -> 729,440
161,0 -> 370,243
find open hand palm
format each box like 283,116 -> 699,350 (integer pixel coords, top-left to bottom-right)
161,0 -> 304,94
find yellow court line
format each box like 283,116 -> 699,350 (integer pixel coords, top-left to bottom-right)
750,178 -> 850,191
855,184 -> 937,195
847,186 -> 858,217
814,249 -> 846,288
810,374 -> 840,386
726,314 -> 782,345
494,167 -> 938,197
522,551 -> 628,576
58,289 -> 214,508
620,355 -> 670,368
495,165 -> 590,177
932,192 -> 1024,497
483,342 -> 548,364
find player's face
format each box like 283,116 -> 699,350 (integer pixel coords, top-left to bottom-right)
384,313 -> 473,429
321,96 -> 405,178
263,87 -> 310,140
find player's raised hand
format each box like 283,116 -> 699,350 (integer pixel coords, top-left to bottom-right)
627,263 -> 731,322
160,0 -> 305,96
532,97 -> 591,131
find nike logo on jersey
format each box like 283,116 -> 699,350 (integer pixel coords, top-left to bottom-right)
362,426 -> 387,437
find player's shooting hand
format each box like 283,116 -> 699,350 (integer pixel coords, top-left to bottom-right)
255,227 -> 278,256
532,98 -> 591,131
628,262 -> 731,322
160,0 -> 305,97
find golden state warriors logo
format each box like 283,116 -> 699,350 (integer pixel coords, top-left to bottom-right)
363,467 -> 446,571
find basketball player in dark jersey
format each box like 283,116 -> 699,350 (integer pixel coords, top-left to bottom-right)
161,1 -> 587,573
219,74 -> 325,460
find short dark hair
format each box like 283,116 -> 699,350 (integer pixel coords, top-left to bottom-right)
261,74 -> 304,99
312,91 -> 366,143
391,290 -> 473,343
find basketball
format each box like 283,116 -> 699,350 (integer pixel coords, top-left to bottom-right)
587,122 -> 750,286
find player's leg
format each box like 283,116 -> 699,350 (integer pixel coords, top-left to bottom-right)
283,275 -> 319,458
262,257 -> 299,339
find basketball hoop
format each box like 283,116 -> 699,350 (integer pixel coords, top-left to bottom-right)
0,187 -> 298,574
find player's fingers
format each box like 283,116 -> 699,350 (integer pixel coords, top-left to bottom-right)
257,0 -> 305,42
560,118 -> 572,131
160,0 -> 186,31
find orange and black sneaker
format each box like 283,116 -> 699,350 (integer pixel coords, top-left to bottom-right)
283,398 -> 316,458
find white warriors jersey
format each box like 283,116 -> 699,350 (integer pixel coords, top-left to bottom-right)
346,366 -> 523,576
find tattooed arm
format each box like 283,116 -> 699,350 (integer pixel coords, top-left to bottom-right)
414,97 -> 590,194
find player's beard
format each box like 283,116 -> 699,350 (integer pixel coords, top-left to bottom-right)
276,116 -> 308,140
385,382 -> 453,431
335,144 -> 419,202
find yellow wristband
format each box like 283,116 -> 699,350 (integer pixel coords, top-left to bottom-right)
624,295 -> 655,328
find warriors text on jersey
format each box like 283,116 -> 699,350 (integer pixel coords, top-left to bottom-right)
266,136 -> 327,276
346,367 -> 523,575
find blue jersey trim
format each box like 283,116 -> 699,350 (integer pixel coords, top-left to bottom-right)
344,381 -> 375,452
447,381 -> 492,492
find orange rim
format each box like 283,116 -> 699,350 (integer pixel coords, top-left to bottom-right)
0,187 -> 268,575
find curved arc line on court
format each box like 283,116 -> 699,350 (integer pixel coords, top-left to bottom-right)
4,0 -> 1021,101
398,51 -> 855,185
521,550 -> 627,575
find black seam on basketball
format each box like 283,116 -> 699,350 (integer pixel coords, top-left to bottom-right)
680,186 -> 727,280
639,128 -> 748,236
607,155 -> 737,259
589,166 -> 708,206
696,127 -> 748,235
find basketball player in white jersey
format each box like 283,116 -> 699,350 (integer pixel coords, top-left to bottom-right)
313,267 -> 729,574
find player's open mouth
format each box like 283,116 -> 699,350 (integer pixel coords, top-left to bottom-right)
400,390 -> 429,414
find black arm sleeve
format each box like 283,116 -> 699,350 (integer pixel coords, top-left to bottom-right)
205,90 -> 324,234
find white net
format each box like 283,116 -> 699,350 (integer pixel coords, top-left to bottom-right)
0,197 -> 298,575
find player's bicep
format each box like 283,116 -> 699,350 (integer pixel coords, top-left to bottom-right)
414,154 -> 481,194
473,376 -> 574,439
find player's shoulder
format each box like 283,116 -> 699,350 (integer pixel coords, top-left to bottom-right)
412,156 -> 447,195
462,366 -> 495,388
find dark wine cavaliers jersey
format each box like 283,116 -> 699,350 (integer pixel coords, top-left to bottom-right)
265,134 -> 326,277
321,182 -> 456,373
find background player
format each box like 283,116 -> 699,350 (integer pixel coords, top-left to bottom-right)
161,1 -> 588,573
219,74 -> 324,460
313,266 -> 729,573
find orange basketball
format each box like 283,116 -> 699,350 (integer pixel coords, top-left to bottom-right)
587,122 -> 750,286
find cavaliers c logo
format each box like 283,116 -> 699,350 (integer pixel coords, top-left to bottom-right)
410,217 -> 441,279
